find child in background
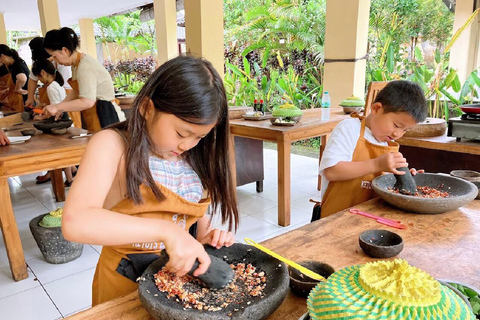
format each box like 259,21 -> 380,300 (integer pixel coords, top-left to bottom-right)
31,59 -> 66,118
62,55 -> 239,305
31,59 -> 76,186
317,80 -> 428,219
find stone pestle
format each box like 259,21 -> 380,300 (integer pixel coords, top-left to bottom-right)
394,167 -> 417,195
160,250 -> 234,289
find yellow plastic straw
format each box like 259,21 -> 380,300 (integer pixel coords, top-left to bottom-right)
244,238 -> 326,281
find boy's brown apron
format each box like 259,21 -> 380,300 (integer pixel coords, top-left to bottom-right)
320,116 -> 399,218
92,182 -> 210,306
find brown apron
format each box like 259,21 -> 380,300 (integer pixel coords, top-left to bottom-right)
92,182 -> 210,305
4,73 -> 24,113
320,116 -> 399,218
37,85 -> 82,127
68,52 -> 102,132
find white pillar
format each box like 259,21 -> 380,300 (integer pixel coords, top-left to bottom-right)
154,0 -> 179,66
323,0 -> 371,107
184,0 -> 224,79
78,18 -> 97,59
0,14 -> 7,44
37,0 -> 61,35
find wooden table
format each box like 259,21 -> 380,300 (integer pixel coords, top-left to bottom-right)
229,108 -> 349,226
0,126 -> 90,281
65,198 -> 480,320
397,133 -> 480,155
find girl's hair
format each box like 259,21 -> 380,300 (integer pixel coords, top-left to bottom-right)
0,44 -> 24,63
111,55 -> 239,231
29,37 -> 50,61
43,27 -> 80,55
32,59 -> 64,87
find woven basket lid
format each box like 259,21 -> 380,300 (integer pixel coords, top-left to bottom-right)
307,259 -> 474,320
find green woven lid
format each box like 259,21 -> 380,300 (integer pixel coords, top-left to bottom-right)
39,208 -> 63,228
307,259 -> 474,320
339,95 -> 365,107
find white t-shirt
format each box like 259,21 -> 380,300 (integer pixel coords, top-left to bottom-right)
30,64 -> 72,90
46,81 -> 66,105
319,118 -> 388,200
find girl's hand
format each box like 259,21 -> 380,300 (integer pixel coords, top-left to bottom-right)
0,130 -> 10,146
163,228 -> 211,277
375,152 -> 408,175
15,89 -> 28,95
199,229 -> 235,249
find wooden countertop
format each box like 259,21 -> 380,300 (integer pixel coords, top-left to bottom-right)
397,133 -> 480,155
66,198 -> 480,320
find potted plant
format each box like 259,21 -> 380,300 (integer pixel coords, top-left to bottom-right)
29,208 -> 84,264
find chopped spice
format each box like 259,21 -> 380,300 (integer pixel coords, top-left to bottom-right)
389,185 -> 449,198
153,262 -> 266,312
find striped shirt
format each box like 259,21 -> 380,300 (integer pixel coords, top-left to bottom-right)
149,156 -> 203,203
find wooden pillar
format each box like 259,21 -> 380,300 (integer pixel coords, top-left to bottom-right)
450,0 -> 478,83
154,0 -> 178,66
0,14 -> 6,44
37,0 -> 61,35
323,0 -> 370,107
78,18 -> 97,59
184,0 -> 224,79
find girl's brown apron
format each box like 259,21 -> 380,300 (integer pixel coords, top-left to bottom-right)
5,73 -> 24,113
37,84 -> 82,127
320,116 -> 399,218
92,182 -> 210,306
67,52 -> 102,132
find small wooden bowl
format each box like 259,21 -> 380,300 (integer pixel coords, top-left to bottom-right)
288,261 -> 334,298
359,229 -> 404,258
21,129 -> 36,136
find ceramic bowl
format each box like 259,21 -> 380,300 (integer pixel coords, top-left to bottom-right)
51,128 -> 67,135
372,173 -> 478,214
341,106 -> 364,114
288,261 -> 334,298
21,129 -> 36,136
450,170 -> 480,199
359,229 -> 404,258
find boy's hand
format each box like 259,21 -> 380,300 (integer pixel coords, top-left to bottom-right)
410,168 -> 424,175
199,229 -> 235,249
163,229 -> 211,277
376,152 -> 408,175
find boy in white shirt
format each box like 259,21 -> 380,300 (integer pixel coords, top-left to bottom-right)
317,80 -> 428,219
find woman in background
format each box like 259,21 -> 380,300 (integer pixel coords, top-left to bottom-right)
42,27 -> 125,130
0,44 -> 29,112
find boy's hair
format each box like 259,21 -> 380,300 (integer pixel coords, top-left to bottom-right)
32,59 -> 65,87
29,37 -> 50,61
111,55 -> 238,231
43,27 -> 80,55
374,80 -> 428,123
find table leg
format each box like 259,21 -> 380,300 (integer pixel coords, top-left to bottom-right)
51,169 -> 65,202
277,142 -> 291,227
0,178 -> 28,281
317,134 -> 330,191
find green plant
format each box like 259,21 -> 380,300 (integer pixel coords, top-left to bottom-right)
447,282 -> 480,317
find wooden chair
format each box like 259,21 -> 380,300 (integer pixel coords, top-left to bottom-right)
363,81 -> 390,116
